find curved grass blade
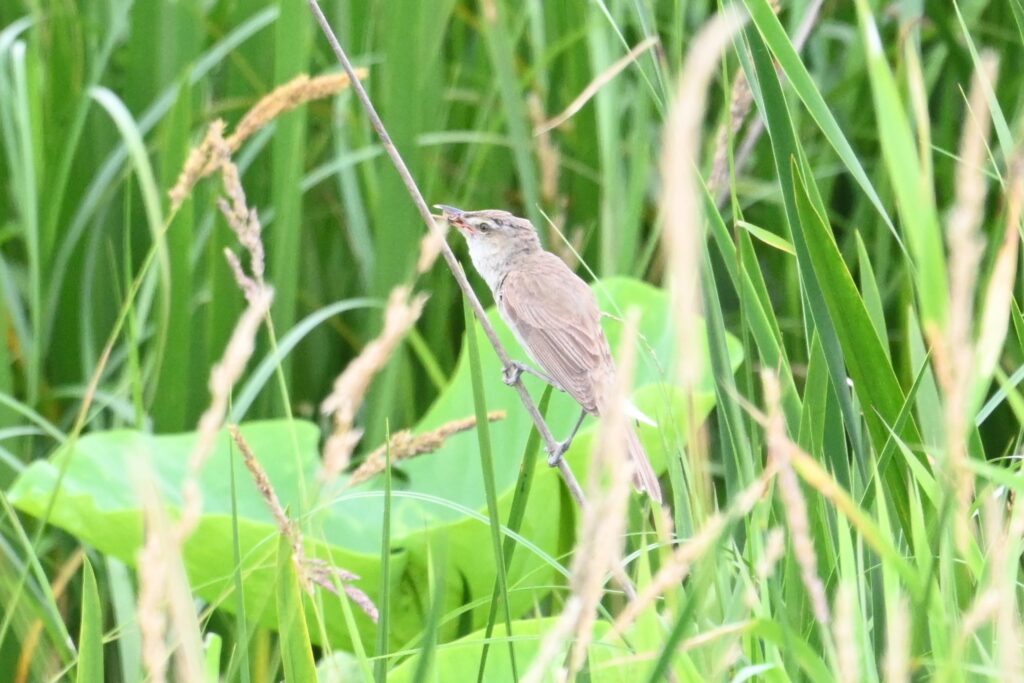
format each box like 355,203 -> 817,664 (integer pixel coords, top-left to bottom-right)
228,298 -> 378,422
476,386 -> 553,683
410,543 -> 447,683
374,425 -> 394,683
741,0 -> 904,251
853,0 -> 947,329
75,557 -> 103,683
463,300 -> 518,681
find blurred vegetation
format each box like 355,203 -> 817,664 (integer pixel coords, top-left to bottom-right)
1,0 -> 1024,680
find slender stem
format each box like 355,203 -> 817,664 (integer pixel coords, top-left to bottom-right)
307,0 -> 587,508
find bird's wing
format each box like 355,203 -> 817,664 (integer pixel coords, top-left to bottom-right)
498,253 -> 612,413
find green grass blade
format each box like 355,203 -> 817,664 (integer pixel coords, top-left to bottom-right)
1,40 -> 41,406
151,80 -> 194,431
275,532 -> 317,682
476,386 -> 552,683
462,299 -> 518,681
853,0 -> 947,329
741,0 -> 902,249
89,85 -> 171,395
480,2 -> 541,229
105,558 -> 141,683
855,232 -> 887,352
790,160 -> 919,452
228,434 -> 252,683
374,424 -> 394,683
264,3 -> 312,410
745,23 -> 866,460
410,543 -> 447,683
228,298 -> 378,422
953,1 -> 1013,162
75,557 -> 103,683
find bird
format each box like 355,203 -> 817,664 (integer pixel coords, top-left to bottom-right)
435,204 -> 662,503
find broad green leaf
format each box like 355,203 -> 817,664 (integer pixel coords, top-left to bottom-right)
8,278 -> 743,652
389,618 -> 631,682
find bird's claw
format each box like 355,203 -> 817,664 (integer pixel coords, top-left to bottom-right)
502,361 -> 524,386
547,440 -> 570,467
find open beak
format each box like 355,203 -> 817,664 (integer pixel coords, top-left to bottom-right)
434,204 -> 475,234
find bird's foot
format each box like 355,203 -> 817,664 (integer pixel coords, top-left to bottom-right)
547,439 -> 571,467
502,361 -> 525,386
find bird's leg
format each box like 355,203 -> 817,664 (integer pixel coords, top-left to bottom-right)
502,359 -> 558,388
547,408 -> 588,466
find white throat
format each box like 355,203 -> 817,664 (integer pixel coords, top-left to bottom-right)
466,237 -> 509,294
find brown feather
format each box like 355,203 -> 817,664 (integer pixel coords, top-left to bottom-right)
497,253 -> 613,414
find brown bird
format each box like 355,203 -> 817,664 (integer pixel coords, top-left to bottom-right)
436,205 -> 662,503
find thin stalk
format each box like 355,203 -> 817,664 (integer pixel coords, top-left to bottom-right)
307,0 -> 587,508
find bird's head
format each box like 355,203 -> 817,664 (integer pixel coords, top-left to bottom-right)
434,205 -> 538,250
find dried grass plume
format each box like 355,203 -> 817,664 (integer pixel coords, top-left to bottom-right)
347,411 -> 506,487
320,286 -> 428,482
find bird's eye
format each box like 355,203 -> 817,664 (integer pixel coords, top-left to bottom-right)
477,221 -> 492,232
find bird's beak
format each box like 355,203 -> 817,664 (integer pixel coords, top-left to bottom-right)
433,204 -> 475,234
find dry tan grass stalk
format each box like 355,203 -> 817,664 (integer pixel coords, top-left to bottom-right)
15,550 -> 86,680
320,286 -> 428,482
168,70 -> 367,210
660,8 -> 745,514
177,285 -> 273,541
522,599 -> 580,683
177,122 -> 277,536
137,504 -> 170,683
763,370 -> 830,624
757,526 -> 786,580
229,425 -> 294,537
168,120 -> 227,210
416,219 -> 450,274
217,148 -> 266,300
522,314 -> 640,683
533,36 -> 659,137
882,598 -> 911,683
137,471 -> 205,683
566,312 -> 639,675
528,93 -> 559,208
746,526 -> 786,609
228,425 -> 379,622
707,68 -> 755,199
611,467 -> 772,637
146,127 -> 277,680
929,51 -> 999,550
955,496 -> 1024,678
347,411 -> 506,487
994,503 -> 1024,679
225,71 -> 366,151
833,583 -> 859,683
975,148 -> 1024,396
14,623 -> 43,682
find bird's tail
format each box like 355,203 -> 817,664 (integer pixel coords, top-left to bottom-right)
626,424 -> 663,504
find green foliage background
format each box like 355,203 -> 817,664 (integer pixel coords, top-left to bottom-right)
1,0 -> 1024,680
